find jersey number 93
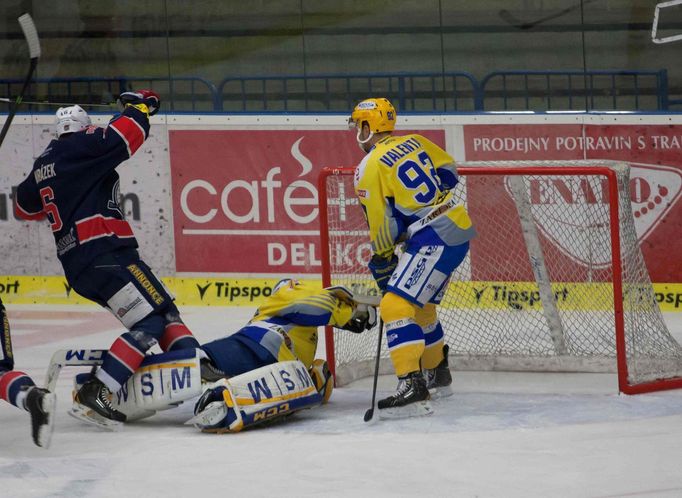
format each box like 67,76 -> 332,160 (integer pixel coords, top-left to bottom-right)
396,151 -> 441,205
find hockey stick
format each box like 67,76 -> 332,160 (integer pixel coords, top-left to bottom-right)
0,13 -> 41,149
0,97 -> 116,108
499,0 -> 598,30
45,348 -> 106,391
363,318 -> 384,422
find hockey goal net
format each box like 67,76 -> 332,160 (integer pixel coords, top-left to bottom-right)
318,160 -> 682,394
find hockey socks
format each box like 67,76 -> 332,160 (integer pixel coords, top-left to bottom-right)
97,332 -> 147,392
384,318 -> 425,377
0,370 -> 35,408
160,322 -> 200,351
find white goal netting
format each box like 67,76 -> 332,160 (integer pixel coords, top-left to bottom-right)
319,161 -> 682,393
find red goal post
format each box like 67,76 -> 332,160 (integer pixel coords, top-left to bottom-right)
318,161 -> 682,394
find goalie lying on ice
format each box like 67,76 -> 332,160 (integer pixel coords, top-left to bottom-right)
62,279 -> 377,432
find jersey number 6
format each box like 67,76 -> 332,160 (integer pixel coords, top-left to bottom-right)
39,186 -> 63,232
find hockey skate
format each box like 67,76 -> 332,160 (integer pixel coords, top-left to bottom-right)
25,386 -> 56,449
200,358 -> 227,383
377,371 -> 433,419
424,344 -> 453,399
71,378 -> 126,430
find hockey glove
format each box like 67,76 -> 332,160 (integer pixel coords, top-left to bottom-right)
193,385 -> 226,416
117,89 -> 161,116
340,304 -> 377,333
190,384 -> 242,433
368,254 -> 398,292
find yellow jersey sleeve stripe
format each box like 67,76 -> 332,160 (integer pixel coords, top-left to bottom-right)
297,297 -> 336,312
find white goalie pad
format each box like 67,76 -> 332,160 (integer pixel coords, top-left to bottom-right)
187,360 -> 323,433
111,348 -> 203,420
49,348 -> 204,424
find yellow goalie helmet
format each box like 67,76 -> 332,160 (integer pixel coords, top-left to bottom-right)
348,97 -> 396,134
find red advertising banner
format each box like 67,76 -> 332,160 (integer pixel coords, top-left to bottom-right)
463,124 -> 682,282
169,129 -> 446,273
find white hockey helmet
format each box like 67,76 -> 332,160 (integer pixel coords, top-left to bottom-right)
55,105 -> 91,137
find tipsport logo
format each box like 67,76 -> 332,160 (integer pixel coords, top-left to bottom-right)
472,284 -> 569,310
195,282 -> 273,303
0,280 -> 19,295
623,284 -> 682,310
503,162 -> 682,268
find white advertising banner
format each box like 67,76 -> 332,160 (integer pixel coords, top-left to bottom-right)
1,113 -> 682,284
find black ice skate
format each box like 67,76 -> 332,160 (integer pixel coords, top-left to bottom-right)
200,358 -> 227,382
424,344 -> 454,399
377,371 -> 433,419
25,386 -> 56,449
73,378 -> 127,426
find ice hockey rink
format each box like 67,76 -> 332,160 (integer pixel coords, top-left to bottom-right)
2,305 -> 682,498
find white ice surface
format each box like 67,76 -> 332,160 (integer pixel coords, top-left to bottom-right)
2,306 -> 682,498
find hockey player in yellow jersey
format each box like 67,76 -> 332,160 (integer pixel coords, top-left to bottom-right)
199,278 -> 376,380
188,278 -> 378,431
348,97 -> 475,417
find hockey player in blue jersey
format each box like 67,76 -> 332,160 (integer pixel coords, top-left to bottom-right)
14,91 -> 200,425
1,297 -> 56,448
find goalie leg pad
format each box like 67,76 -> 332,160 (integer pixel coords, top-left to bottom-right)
188,360 -> 322,433
117,348 -> 203,420
72,348 -> 203,422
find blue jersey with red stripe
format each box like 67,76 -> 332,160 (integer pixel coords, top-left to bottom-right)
15,106 -> 150,281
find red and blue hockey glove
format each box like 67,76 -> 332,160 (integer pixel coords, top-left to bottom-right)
117,89 -> 161,116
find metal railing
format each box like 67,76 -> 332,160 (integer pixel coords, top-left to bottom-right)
0,76 -> 220,112
217,72 -> 480,112
0,70 -> 679,113
480,70 -> 672,111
